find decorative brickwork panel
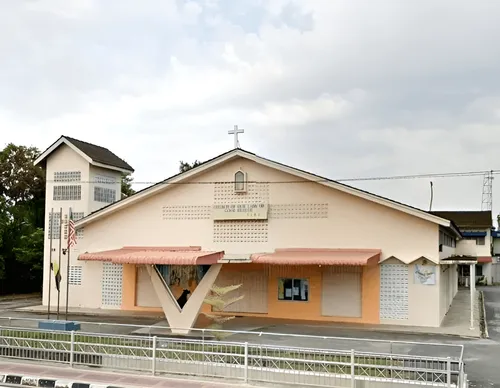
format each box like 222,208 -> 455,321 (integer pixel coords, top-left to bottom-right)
48,212 -> 61,239
54,171 -> 81,182
69,266 -> 82,285
214,182 -> 270,205
162,205 -> 212,220
213,220 -> 268,243
213,182 -> 270,242
101,263 -> 123,307
380,263 -> 409,320
269,203 -> 329,219
53,185 -> 81,201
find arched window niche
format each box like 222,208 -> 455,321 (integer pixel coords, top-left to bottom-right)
234,170 -> 247,192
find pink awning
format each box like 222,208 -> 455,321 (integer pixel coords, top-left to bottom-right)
478,256 -> 492,263
250,248 -> 381,266
78,246 -> 224,265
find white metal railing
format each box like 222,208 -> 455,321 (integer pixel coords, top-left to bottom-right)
0,326 -> 467,387
0,316 -> 464,360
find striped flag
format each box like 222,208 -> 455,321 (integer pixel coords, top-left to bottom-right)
68,208 -> 77,248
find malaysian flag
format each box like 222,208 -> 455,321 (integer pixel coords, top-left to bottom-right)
68,207 -> 77,248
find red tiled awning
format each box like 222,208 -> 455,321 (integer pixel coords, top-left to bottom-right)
78,246 -> 224,265
478,256 -> 492,263
250,248 -> 381,266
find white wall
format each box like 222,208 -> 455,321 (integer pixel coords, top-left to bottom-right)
43,144 -> 90,307
493,237 -> 500,256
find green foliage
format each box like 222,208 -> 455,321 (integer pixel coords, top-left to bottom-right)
0,143 -> 45,295
121,173 -> 135,197
179,160 -> 203,173
203,283 -> 244,340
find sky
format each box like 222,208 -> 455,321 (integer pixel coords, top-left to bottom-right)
1,0 -> 500,222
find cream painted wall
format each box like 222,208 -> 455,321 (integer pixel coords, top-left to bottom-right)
42,144 -> 124,309
75,156 -> 445,326
381,258 -> 442,327
81,157 -> 440,261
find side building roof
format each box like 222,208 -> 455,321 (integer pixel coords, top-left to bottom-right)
34,135 -> 134,173
430,210 -> 492,229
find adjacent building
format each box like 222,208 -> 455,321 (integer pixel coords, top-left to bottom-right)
36,135 -> 481,333
431,211 -> 493,285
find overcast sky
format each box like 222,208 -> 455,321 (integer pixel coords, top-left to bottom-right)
2,0 -> 500,222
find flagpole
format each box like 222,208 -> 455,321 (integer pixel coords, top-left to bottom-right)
56,207 -> 62,320
47,208 -> 54,320
65,207 -> 71,321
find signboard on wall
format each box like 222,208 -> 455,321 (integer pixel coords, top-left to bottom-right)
414,264 -> 436,285
212,203 -> 268,220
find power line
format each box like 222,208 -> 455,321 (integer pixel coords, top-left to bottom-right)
43,168 -> 500,185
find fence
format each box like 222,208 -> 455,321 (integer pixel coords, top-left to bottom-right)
0,325 -> 467,388
0,316 -> 464,360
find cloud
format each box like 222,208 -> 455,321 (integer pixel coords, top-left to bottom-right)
1,0 -> 500,216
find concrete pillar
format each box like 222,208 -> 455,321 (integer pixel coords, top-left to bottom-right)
146,264 -> 222,335
470,263 -> 476,330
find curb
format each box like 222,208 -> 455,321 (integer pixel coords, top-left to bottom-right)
13,309 -> 164,320
0,373 -> 128,388
480,290 -> 489,339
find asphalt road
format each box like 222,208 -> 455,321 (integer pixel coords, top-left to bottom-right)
1,292 -> 500,387
0,359 -> 265,388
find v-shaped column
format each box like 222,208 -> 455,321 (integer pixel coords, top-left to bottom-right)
145,264 -> 222,335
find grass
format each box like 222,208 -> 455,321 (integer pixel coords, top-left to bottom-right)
0,328 -> 449,381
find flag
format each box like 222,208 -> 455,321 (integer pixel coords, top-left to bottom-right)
68,208 -> 77,248
51,261 -> 61,292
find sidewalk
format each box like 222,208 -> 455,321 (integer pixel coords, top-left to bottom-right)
15,288 -> 483,338
0,359 -> 259,388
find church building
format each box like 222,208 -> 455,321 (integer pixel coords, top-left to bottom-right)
34,133 -> 478,333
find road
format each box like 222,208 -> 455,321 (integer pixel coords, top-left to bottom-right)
1,292 -> 500,386
0,359 -> 266,388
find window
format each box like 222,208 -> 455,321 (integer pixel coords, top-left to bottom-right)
94,187 -> 116,203
234,170 -> 246,192
53,185 -> 82,201
54,171 -> 81,182
48,212 -> 61,239
278,278 -> 309,301
439,230 -> 456,248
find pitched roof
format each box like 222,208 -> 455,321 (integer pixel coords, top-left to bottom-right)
430,210 -> 492,229
75,148 -> 453,229
34,135 -> 134,173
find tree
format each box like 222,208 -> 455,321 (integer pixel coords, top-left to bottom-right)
179,160 -> 203,173
0,143 -> 45,295
203,284 -> 244,340
121,173 -> 135,197
0,144 -> 45,207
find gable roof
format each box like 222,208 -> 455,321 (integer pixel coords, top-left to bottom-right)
430,210 -> 492,229
75,148 -> 453,228
34,135 -> 134,173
